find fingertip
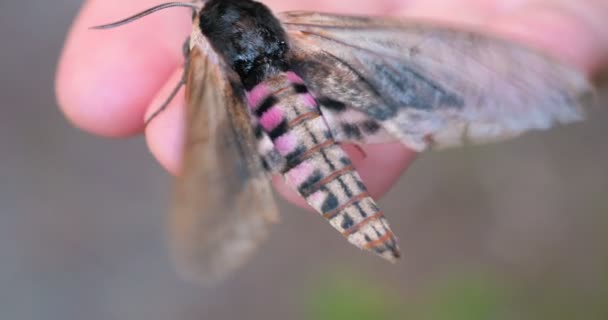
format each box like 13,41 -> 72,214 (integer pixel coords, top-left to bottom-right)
55,0 -> 192,137
345,143 -> 417,199
55,41 -> 150,137
489,6 -> 603,75
396,1 -> 603,75
272,175 -> 310,210
145,68 -> 186,175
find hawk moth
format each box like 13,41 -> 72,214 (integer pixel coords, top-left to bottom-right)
93,0 -> 592,283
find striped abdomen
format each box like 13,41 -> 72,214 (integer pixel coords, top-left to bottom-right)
246,71 -> 400,261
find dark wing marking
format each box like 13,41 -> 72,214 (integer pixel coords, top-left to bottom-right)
317,101 -> 395,144
279,12 -> 593,150
171,45 -> 278,284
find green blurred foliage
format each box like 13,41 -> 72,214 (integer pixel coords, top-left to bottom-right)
304,271 -> 509,320
304,272 -> 400,320
409,274 -> 509,320
305,269 -> 608,320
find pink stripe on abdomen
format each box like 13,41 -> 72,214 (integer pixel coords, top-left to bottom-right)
286,71 -> 304,84
285,160 -> 314,186
259,106 -> 284,131
301,93 -> 317,108
274,132 -> 298,156
246,83 -> 270,110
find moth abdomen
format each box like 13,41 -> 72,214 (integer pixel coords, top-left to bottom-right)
246,71 -> 400,261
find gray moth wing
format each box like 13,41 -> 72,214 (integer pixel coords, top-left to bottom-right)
279,11 -> 594,151
171,41 -> 279,284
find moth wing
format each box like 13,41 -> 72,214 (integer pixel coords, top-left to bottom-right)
171,46 -> 279,284
279,12 -> 593,150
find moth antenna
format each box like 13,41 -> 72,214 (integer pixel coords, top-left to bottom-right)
145,36 -> 192,125
90,2 -> 200,29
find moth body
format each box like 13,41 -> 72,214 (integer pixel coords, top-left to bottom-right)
194,0 -> 400,261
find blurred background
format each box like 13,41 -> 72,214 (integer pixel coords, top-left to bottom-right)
1,1 -> 607,319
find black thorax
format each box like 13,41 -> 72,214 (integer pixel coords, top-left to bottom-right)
199,0 -> 289,90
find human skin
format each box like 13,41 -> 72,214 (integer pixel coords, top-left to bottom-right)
56,0 -> 607,208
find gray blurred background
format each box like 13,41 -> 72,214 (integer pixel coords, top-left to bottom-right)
1,1 -> 607,320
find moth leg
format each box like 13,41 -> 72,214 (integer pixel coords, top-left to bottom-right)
145,37 -> 191,126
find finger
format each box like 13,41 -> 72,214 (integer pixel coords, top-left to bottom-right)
273,143 -> 417,210
489,2 -> 608,74
55,0 -> 192,137
341,143 -> 416,199
398,0 -> 607,74
145,67 -> 186,175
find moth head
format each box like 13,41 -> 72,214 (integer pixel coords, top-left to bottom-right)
89,2 -> 205,30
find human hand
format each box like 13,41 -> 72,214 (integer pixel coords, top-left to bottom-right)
55,0 -> 607,208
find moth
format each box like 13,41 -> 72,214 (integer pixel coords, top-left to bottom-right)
94,0 -> 592,283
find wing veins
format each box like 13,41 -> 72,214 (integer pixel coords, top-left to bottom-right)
299,30 -> 407,61
300,28 -> 548,101
314,49 -> 389,109
299,31 -> 459,99
284,22 -> 403,30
